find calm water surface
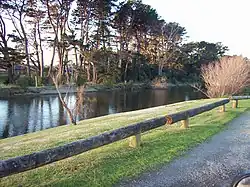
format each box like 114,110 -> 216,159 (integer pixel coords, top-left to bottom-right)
0,87 -> 204,138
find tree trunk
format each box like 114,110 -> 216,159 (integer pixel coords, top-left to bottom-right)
86,63 -> 90,81
124,60 -> 129,82
58,94 -> 76,125
47,38 -> 56,77
38,22 -> 44,78
135,33 -> 141,53
7,64 -> 13,83
96,19 -> 101,50
74,47 -> 78,66
107,56 -> 110,73
79,54 -> 84,69
24,37 -> 30,76
53,77 -> 76,125
33,23 -> 41,76
158,64 -> 163,76
2,40 -> 13,83
57,42 -> 63,76
20,17 -> 30,76
92,64 -> 97,83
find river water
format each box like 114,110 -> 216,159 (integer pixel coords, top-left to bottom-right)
0,87 -> 204,139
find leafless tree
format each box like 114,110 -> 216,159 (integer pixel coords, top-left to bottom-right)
51,69 -> 84,125
192,56 -> 250,98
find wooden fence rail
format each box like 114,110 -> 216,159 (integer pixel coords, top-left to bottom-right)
230,96 -> 250,108
0,98 -> 240,178
230,96 -> 250,100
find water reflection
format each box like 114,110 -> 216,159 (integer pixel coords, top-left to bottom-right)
0,87 -> 204,138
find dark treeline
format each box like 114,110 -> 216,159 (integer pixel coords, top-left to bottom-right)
0,0 -> 228,85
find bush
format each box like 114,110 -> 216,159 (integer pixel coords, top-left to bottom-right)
97,74 -> 116,86
41,77 -> 53,86
16,76 -> 35,88
152,76 -> 168,87
34,76 -> 46,87
241,87 -> 250,95
76,74 -> 87,86
0,74 -> 8,84
201,56 -> 250,97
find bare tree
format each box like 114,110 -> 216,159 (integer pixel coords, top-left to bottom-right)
155,22 -> 186,76
193,56 -> 250,98
51,69 -> 84,125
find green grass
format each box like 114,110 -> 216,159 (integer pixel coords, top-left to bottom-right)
242,87 -> 250,95
1,99 -> 250,187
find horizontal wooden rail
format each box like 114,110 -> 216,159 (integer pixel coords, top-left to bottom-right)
230,96 -> 250,100
230,96 -> 250,108
0,99 -> 229,178
166,99 -> 229,124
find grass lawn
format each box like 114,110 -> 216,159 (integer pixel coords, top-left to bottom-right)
1,99 -> 250,187
242,87 -> 250,95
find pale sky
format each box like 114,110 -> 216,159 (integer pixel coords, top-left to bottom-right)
142,0 -> 250,58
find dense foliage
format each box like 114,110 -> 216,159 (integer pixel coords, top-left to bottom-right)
0,0 -> 228,85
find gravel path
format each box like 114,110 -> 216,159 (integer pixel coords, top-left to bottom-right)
117,111 -> 250,187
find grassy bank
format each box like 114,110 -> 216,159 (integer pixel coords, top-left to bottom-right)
242,87 -> 250,95
1,99 -> 250,187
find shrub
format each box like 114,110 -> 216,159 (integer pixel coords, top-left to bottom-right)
34,76 -> 47,87
76,75 -> 87,86
97,74 -> 116,86
0,74 -> 8,84
152,76 -> 168,87
16,76 -> 35,88
201,56 -> 250,97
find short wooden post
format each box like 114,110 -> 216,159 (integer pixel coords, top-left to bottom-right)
220,105 -> 225,112
129,133 -> 141,148
232,100 -> 238,108
181,118 -> 189,129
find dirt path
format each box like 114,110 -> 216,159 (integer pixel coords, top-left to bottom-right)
117,111 -> 250,187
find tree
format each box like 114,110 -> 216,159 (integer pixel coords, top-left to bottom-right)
195,56 -> 250,98
179,41 -> 228,81
0,2 -> 26,83
51,68 -> 85,125
113,0 -> 134,81
26,0 -> 46,78
156,22 -> 186,76
5,0 -> 32,76
43,0 -> 74,78
70,0 -> 95,81
0,0 -> 231,85
0,10 -> 13,82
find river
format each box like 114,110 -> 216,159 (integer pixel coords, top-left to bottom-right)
0,87 -> 204,139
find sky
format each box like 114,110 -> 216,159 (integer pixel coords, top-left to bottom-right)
142,0 -> 250,58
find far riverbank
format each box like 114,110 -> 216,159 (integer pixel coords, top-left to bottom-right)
0,82 -> 191,98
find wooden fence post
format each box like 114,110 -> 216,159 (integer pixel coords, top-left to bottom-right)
129,133 -> 141,148
232,100 -> 238,108
220,105 -> 225,112
181,118 -> 189,128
